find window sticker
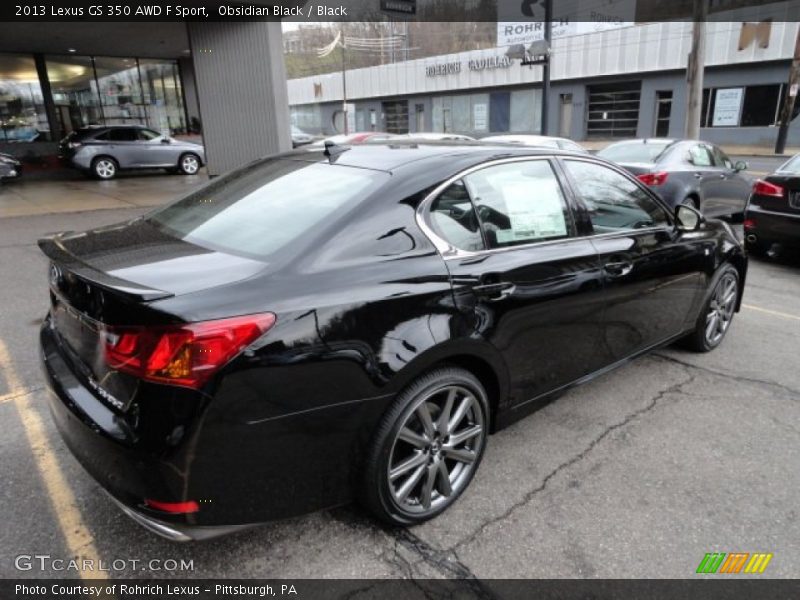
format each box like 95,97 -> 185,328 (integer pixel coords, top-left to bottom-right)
499,180 -> 567,242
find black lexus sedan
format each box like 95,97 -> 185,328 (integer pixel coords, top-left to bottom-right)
744,153 -> 800,255
597,139 -> 751,217
39,142 -> 747,541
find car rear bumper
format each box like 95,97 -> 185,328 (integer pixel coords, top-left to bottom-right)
745,205 -> 800,247
107,495 -> 253,541
40,316 -> 390,538
39,320 -> 211,537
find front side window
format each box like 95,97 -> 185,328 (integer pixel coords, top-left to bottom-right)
138,129 -> 161,141
710,145 -> 733,169
148,159 -> 389,260
563,160 -> 669,233
429,180 -> 485,252
463,160 -> 571,249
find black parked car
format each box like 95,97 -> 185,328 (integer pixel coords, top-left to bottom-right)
0,152 -> 22,182
744,153 -> 800,255
597,139 -> 752,217
39,143 -> 746,541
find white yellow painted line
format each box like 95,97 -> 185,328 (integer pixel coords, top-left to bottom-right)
0,340 -> 107,581
743,303 -> 800,322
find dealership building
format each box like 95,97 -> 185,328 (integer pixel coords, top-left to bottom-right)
2,17 -> 799,182
287,19 -> 800,147
0,21 -> 291,175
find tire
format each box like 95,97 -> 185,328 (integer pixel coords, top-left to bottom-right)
91,156 -> 117,180
177,153 -> 201,175
683,264 -> 739,352
362,367 -> 489,526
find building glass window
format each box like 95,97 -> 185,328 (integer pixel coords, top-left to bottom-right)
510,89 -> 542,133
138,59 -> 186,135
432,93 -> 491,134
700,84 -> 791,127
93,56 -> 146,128
741,84 -> 781,126
46,55 -> 103,138
0,54 -> 50,142
290,104 -> 322,133
45,54 -> 187,139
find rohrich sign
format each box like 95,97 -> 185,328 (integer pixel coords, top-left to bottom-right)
426,55 -> 512,77
496,0 -> 635,46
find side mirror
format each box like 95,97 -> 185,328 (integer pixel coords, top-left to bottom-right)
734,160 -> 747,171
675,204 -> 705,231
160,137 -> 171,144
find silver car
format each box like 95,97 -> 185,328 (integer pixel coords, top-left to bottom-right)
59,125 -> 206,180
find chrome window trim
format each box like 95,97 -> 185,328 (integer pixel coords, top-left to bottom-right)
415,155 -> 674,261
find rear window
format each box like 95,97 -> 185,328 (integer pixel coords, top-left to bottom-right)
777,154 -> 800,174
598,141 -> 672,163
147,159 -> 389,261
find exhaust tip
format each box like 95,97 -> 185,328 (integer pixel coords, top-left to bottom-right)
746,234 -> 758,244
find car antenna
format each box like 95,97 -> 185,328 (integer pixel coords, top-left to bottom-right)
323,140 -> 350,162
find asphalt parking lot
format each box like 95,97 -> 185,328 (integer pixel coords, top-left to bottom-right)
0,166 -> 798,580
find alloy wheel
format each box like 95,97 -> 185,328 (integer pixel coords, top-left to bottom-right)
387,384 -> 485,515
705,272 -> 737,346
181,155 -> 199,174
95,159 -> 116,179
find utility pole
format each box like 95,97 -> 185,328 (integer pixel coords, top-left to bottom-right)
775,24 -> 800,154
685,0 -> 707,139
541,0 -> 552,135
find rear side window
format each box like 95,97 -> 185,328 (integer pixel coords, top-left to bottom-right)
148,159 -> 389,261
464,160 -> 571,249
429,180 -> 485,252
688,145 -> 714,167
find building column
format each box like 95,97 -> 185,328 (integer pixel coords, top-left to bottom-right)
187,21 -> 292,176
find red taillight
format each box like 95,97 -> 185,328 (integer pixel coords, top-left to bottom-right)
743,217 -> 756,230
145,499 -> 200,514
636,171 -> 669,186
103,313 -> 276,389
752,179 -> 784,198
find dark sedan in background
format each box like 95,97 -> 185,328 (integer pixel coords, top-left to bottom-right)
39,142 -> 746,541
598,139 -> 752,217
59,125 -> 206,180
0,152 -> 22,182
745,154 -> 800,255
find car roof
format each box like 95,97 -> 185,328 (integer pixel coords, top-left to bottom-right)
286,140 -> 587,172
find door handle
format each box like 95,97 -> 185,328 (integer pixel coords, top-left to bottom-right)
473,281 -> 516,302
603,261 -> 634,277
693,172 -> 703,179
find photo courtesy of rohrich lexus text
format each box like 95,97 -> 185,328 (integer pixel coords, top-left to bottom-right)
0,0 -> 799,598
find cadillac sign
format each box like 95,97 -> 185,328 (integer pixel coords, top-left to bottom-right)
426,56 -> 512,77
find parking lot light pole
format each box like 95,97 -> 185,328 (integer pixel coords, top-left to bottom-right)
541,0 -> 552,135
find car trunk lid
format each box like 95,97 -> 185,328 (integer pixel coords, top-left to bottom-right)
39,219 -> 268,411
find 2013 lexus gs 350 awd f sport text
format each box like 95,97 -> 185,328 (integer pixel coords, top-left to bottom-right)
39,142 -> 747,541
